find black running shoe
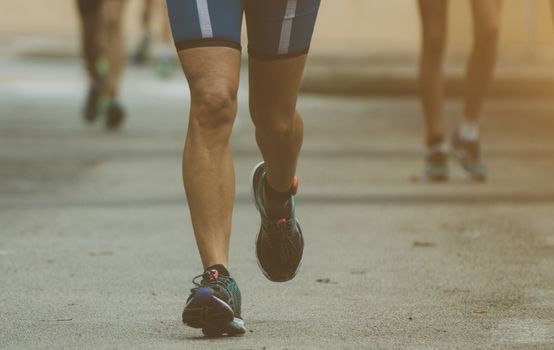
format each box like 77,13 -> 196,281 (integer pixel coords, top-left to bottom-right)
83,83 -> 102,123
182,269 -> 245,337
451,128 -> 487,181
105,99 -> 125,130
251,161 -> 303,282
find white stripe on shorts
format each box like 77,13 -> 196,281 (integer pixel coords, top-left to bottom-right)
278,0 -> 298,55
196,0 -> 214,38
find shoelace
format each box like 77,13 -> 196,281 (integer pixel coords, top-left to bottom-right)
190,270 -> 232,297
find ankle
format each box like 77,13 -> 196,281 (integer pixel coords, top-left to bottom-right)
262,176 -> 296,219
263,177 -> 294,202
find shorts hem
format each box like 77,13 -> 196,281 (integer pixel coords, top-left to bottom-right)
248,49 -> 310,61
175,39 -> 242,52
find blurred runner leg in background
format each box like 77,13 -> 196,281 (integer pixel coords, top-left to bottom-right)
77,0 -> 105,123
133,0 -> 175,78
155,0 -> 175,79
418,0 -> 449,181
101,0 -> 127,130
76,0 -> 127,130
418,0 -> 502,182
132,0 -> 153,64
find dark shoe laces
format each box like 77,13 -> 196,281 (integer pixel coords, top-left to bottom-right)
264,218 -> 298,261
190,270 -> 232,297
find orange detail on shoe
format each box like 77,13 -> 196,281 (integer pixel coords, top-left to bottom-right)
291,176 -> 299,195
276,218 -> 288,225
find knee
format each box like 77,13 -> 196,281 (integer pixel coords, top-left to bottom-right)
250,103 -> 297,138
190,83 -> 237,134
422,30 -> 447,60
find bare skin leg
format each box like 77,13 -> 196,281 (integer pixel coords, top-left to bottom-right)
160,0 -> 173,45
464,0 -> 502,122
132,0 -> 153,64
178,48 -> 241,269
248,55 -> 307,192
550,0 -> 554,22
76,0 -> 102,82
100,0 -> 126,96
142,0 -> 154,31
418,0 -> 448,143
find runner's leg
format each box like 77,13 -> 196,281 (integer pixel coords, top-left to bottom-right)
132,0 -> 153,63
417,0 -> 448,143
450,0 -> 501,181
100,0 -> 126,98
155,0 -> 176,78
143,0 -> 154,31
76,0 -> 103,82
160,0 -> 173,44
167,0 -> 244,269
76,0 -> 104,122
167,0 -> 246,334
551,0 -> 554,25
179,47 -> 241,269
246,0 -> 320,281
249,55 -> 309,281
177,48 -> 243,334
246,0 -> 319,194
464,0 -> 502,122
249,56 -> 306,192
417,0 -> 450,181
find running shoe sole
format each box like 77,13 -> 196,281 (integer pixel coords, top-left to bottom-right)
250,161 -> 304,282
182,288 -> 245,336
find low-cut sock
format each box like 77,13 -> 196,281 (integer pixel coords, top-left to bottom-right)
263,176 -> 293,219
458,119 -> 480,142
206,264 -> 230,277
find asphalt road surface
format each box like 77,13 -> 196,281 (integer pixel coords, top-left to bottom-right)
1,57 -> 553,349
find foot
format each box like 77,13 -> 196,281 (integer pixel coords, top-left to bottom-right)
132,33 -> 151,65
424,145 -> 449,182
182,269 -> 245,337
251,161 -> 304,282
83,82 -> 102,123
451,128 -> 487,181
105,99 -> 126,130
